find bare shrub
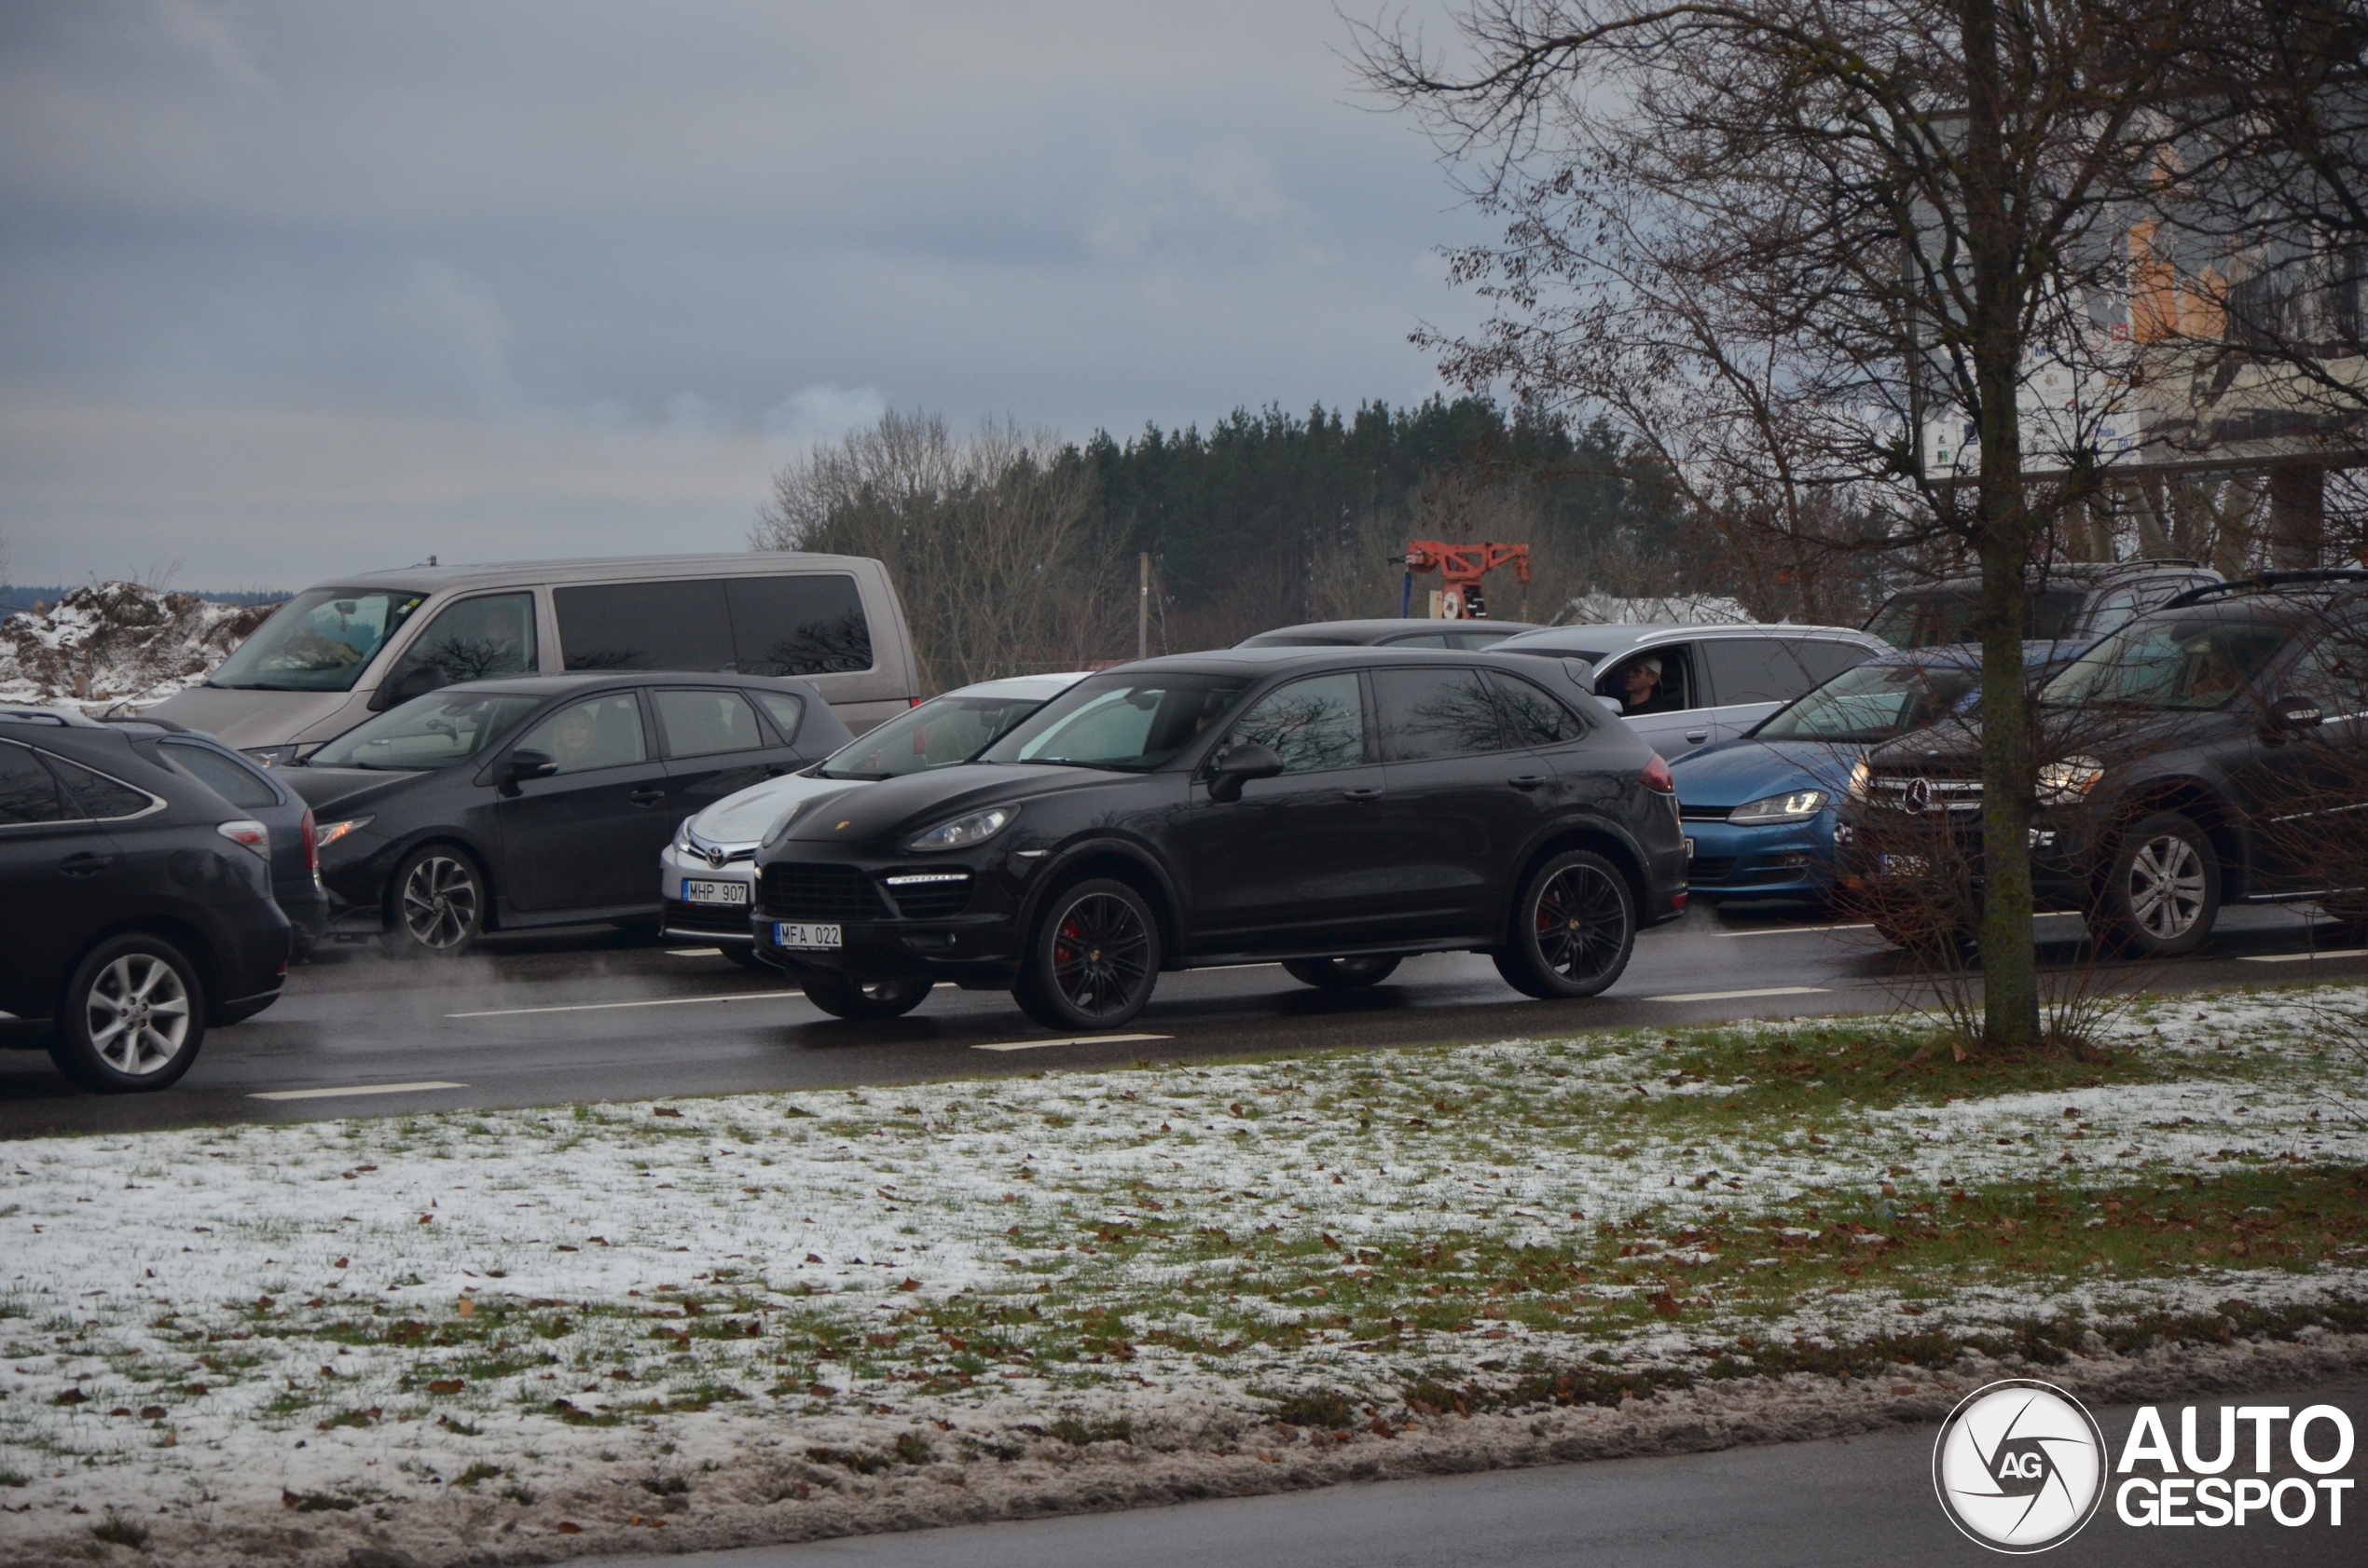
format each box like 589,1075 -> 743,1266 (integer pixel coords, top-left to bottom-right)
754,411 -> 1127,692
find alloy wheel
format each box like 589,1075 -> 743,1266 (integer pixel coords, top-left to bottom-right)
1049,892 -> 1151,1021
1532,861 -> 1629,983
400,855 -> 480,949
84,954 -> 192,1077
2125,834 -> 2206,941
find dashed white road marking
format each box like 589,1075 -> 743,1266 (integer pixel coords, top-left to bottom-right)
1645,985 -> 1832,1004
971,1033 -> 1174,1053
252,1081 -> 467,1102
2238,948 -> 2368,964
447,992 -> 790,1019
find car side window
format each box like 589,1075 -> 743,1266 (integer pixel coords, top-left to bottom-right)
0,741 -> 73,825
2281,627 -> 2368,718
161,742 -> 281,810
1223,673 -> 1367,773
381,592 -> 537,698
750,690 -> 805,743
1701,637 -> 1837,706
41,753 -> 155,819
1384,632 -> 1451,648
514,694 -> 649,775
653,688 -> 768,758
1485,670 -> 1587,745
1373,666 -> 1514,761
1595,646 -> 1693,714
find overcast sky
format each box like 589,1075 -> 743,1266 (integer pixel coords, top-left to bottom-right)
0,0 -> 1492,590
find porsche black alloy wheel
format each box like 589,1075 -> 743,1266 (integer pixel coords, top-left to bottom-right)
1014,878 -> 1160,1031
1494,850 -> 1636,998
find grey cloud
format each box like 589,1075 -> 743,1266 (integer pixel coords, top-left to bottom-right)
0,0 -> 1489,585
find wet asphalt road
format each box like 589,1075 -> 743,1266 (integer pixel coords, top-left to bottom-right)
595,1376 -> 2368,1568
2,901 -> 2360,1138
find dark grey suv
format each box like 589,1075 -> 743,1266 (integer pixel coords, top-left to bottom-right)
1,708 -> 290,1091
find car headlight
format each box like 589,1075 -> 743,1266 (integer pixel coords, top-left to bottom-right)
2035,755 -> 2105,805
1728,790 -> 1829,824
1847,759 -> 1870,801
907,806 -> 1015,852
313,816 -> 372,850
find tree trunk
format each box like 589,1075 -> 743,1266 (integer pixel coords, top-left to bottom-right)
1962,0 -> 2042,1049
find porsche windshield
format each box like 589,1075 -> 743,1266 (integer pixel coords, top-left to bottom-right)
981,675 -> 1249,771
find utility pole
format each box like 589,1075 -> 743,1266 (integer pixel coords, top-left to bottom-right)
1137,552 -> 1150,660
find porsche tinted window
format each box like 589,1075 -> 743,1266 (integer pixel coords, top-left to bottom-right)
1373,667 -> 1514,761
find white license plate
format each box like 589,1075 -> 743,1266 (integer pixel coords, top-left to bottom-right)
774,922 -> 842,950
681,878 -> 749,906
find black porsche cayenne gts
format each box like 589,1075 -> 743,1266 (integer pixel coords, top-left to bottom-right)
750,646 -> 1690,1028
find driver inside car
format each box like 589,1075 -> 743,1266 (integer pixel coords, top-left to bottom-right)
1621,655 -> 1681,714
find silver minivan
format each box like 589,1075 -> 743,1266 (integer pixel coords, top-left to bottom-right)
145,553 -> 919,762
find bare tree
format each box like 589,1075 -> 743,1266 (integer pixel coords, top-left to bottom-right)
1356,0 -> 2239,1049
753,411 -> 1125,692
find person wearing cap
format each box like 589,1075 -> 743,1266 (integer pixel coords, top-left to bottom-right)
1621,655 -> 1681,714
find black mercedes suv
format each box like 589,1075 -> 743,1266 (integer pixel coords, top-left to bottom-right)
1844,571 -> 2368,955
1,708 -> 291,1091
750,647 -> 1689,1027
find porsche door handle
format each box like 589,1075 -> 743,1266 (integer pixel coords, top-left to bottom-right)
59,851 -> 115,876
1685,731 -> 1710,744
1341,787 -> 1384,802
1508,775 -> 1548,790
628,787 -> 668,806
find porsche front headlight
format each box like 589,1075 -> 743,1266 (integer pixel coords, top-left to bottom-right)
907,806 -> 1015,852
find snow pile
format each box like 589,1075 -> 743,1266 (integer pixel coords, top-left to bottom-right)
1561,591 -> 1757,626
0,583 -> 276,712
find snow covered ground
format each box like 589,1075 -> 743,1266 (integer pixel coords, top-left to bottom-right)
0,583 -> 271,712
3,983 -> 2364,1562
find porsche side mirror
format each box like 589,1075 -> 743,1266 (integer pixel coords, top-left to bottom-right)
1208,742 -> 1284,804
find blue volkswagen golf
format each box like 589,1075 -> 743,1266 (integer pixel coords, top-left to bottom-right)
1671,644 -> 2082,905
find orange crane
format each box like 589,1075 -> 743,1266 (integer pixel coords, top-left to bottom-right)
1397,540 -> 1532,620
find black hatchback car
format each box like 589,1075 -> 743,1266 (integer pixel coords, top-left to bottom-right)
1846,571 -> 2368,955
750,648 -> 1689,1027
1,708 -> 291,1091
280,671 -> 850,953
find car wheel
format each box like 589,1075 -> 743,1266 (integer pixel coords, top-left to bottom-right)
1282,955 -> 1401,989
1012,878 -> 1161,1031
800,975 -> 932,1019
2091,811 -> 2220,956
1493,850 -> 1636,998
720,943 -> 775,972
387,846 -> 487,956
48,934 -> 208,1093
